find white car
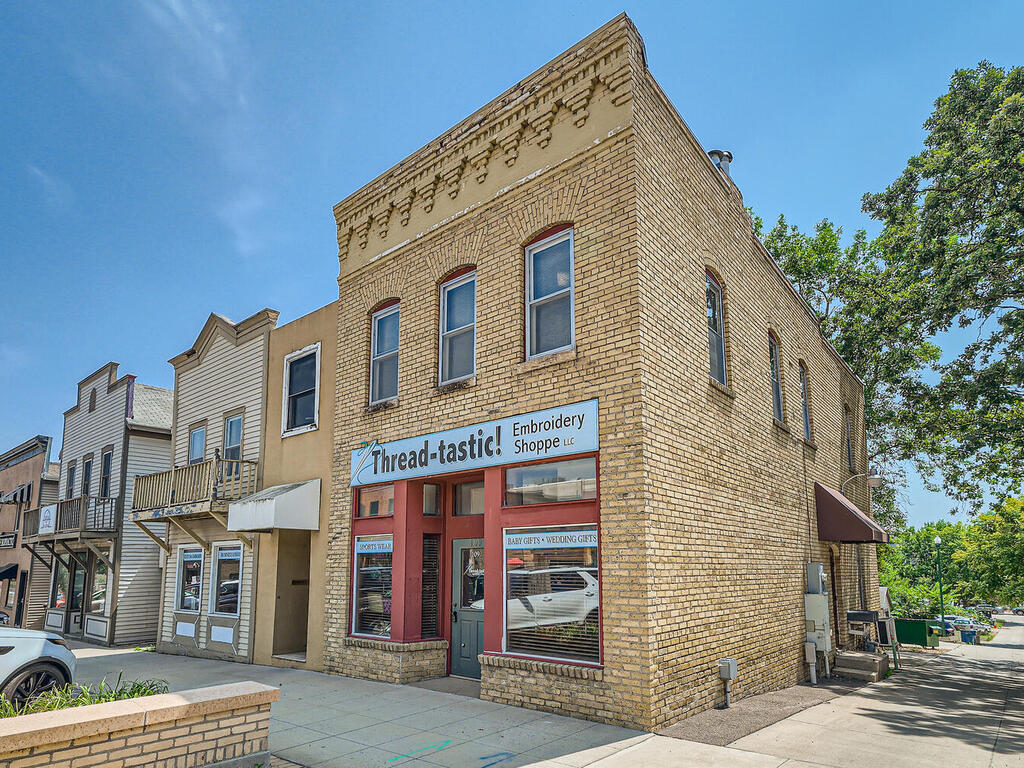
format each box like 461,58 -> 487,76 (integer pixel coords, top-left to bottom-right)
0,627 -> 76,706
474,567 -> 599,629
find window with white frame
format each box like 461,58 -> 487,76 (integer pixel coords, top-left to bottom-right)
353,535 -> 392,637
210,544 -> 241,616
799,363 -> 812,440
283,343 -> 320,434
769,334 -> 784,422
706,273 -> 727,385
439,271 -> 476,384
503,526 -> 600,663
370,305 -> 399,404
526,229 -> 574,359
188,426 -> 205,465
177,549 -> 203,612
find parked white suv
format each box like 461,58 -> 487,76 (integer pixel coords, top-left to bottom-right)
0,627 -> 76,706
474,567 -> 599,628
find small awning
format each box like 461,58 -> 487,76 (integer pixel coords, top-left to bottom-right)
0,563 -> 18,581
0,484 -> 28,504
227,479 -> 320,532
815,482 -> 889,543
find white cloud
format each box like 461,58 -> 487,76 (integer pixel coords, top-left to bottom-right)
25,164 -> 76,214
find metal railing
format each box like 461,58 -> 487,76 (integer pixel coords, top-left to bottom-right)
132,456 -> 259,512
21,495 -> 118,539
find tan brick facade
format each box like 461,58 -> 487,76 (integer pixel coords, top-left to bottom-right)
323,15 -> 880,731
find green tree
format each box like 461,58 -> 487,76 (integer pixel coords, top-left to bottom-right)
954,498 -> 1024,604
862,62 -> 1024,512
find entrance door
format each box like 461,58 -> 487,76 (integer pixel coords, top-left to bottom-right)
451,538 -> 485,679
65,558 -> 86,635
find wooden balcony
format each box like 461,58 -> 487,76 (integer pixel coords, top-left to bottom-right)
22,495 -> 119,542
131,457 -> 259,521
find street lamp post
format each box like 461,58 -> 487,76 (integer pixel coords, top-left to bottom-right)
935,535 -> 946,636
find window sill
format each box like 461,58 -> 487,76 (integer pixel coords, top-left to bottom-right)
282,423 -> 318,439
773,418 -> 791,435
517,348 -> 577,375
708,378 -> 735,399
434,376 -> 476,395
344,636 -> 448,652
364,398 -> 398,415
802,438 -> 818,452
480,653 -> 603,681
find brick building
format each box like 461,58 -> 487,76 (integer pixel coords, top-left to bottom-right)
324,15 -> 885,729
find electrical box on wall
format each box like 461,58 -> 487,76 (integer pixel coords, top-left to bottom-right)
806,562 -> 827,594
804,593 -> 832,653
718,658 -> 738,681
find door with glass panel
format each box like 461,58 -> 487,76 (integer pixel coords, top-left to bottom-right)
451,538 -> 484,679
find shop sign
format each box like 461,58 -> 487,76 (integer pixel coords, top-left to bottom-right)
0,532 -> 15,549
38,504 -> 57,535
355,537 -> 393,554
350,399 -> 598,486
504,528 -> 598,550
183,550 -> 203,563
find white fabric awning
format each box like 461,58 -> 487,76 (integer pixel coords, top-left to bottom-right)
227,478 -> 320,532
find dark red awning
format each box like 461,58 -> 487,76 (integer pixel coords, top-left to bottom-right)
815,482 -> 888,543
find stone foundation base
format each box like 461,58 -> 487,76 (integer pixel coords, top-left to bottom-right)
331,637 -> 449,683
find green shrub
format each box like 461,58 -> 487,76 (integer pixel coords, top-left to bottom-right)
0,672 -> 168,718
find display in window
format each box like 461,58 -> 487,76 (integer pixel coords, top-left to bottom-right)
502,527 -> 600,663
178,550 -> 203,611
213,546 -> 241,615
354,536 -> 392,637
505,458 -> 597,506
91,560 -> 107,613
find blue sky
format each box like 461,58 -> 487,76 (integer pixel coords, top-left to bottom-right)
1,1 -> 1020,526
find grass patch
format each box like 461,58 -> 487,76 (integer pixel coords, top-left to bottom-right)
0,672 -> 168,718
133,644 -> 156,652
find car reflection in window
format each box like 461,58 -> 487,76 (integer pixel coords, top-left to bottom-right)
472,566 -> 598,628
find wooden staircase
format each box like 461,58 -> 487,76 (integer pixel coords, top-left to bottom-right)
834,650 -> 890,682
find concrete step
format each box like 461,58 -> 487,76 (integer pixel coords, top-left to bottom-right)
835,650 -> 889,674
832,666 -> 881,683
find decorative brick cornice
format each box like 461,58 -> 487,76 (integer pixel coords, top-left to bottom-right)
333,14 -> 644,273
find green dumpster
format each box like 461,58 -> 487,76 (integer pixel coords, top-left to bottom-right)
894,618 -> 940,647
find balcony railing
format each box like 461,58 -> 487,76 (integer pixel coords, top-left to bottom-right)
22,495 -> 118,539
132,457 -> 259,512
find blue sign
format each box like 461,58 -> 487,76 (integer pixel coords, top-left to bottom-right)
350,400 -> 599,487
355,536 -> 393,554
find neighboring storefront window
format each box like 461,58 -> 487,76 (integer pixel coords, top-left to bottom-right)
454,481 -> 484,515
177,549 -> 203,612
357,484 -> 394,517
353,535 -> 392,637
212,545 -> 241,616
503,526 -> 600,663
505,457 -> 597,506
51,561 -> 69,608
91,560 -> 107,613
423,483 -> 440,516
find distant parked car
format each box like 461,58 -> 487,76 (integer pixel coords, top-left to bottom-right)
0,627 -> 76,707
1013,606 -> 1024,616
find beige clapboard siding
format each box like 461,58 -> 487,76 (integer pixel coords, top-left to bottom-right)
38,480 -> 58,506
159,518 -> 253,658
60,371 -> 128,500
115,433 -> 172,644
173,334 -> 266,467
25,553 -> 52,630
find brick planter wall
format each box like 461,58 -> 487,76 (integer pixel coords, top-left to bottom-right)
342,637 -> 448,683
0,681 -> 279,768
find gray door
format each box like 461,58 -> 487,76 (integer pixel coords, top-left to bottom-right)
451,538 -> 485,679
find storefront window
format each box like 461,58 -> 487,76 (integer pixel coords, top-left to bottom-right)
91,560 -> 107,613
6,579 -> 16,608
503,526 -> 600,663
454,481 -> 484,515
353,535 -> 392,637
51,561 -> 69,608
423,484 -> 440,516
357,484 -> 394,517
212,545 -> 241,615
504,458 -> 597,506
177,549 -> 203,612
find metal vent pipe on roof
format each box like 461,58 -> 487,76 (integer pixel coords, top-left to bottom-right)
708,149 -> 733,176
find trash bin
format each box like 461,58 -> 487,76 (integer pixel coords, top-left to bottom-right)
895,618 -> 940,647
960,629 -> 978,644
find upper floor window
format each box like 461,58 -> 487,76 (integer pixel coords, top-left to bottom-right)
370,304 -> 399,404
439,271 -> 476,384
844,406 -> 855,473
100,449 -> 113,498
706,273 -> 727,385
66,463 -> 76,500
224,414 -> 243,461
188,426 -> 206,465
799,363 -> 812,440
769,334 -> 784,422
526,229 -> 574,359
81,457 -> 93,497
284,343 -> 320,434
89,388 -> 97,412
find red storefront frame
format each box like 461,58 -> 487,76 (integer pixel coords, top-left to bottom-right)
350,452 -> 602,672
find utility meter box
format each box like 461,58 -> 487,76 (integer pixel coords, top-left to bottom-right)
806,562 -> 827,594
804,593 -> 832,652
718,658 -> 738,681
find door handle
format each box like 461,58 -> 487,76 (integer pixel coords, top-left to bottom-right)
452,609 -> 458,623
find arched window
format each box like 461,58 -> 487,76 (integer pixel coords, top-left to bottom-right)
526,227 -> 574,359
439,267 -> 476,384
89,388 -> 97,412
706,272 -> 727,385
799,362 -> 812,440
768,333 -> 784,422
